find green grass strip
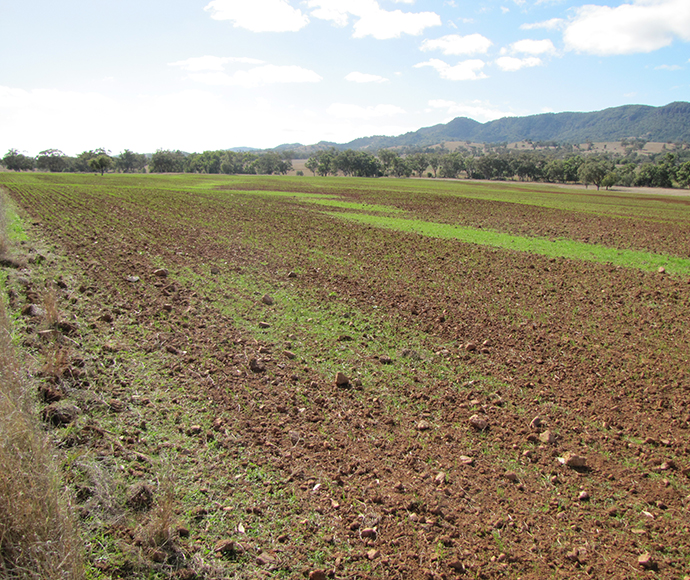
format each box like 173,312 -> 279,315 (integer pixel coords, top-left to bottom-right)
328,211 -> 690,276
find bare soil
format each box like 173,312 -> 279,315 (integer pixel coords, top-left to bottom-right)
2,176 -> 690,579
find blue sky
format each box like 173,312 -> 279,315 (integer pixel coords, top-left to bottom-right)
1,0 -> 689,156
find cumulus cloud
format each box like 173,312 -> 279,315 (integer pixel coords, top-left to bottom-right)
508,39 -> 556,55
564,0 -> 690,56
345,71 -> 389,83
420,34 -> 493,55
204,0 -> 309,32
428,99 -> 512,122
521,18 -> 565,31
327,103 -> 406,119
169,56 -> 264,72
655,64 -> 682,70
306,0 -> 441,39
495,56 -> 543,71
414,58 -> 488,81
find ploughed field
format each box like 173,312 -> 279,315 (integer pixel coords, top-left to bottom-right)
2,172 -> 690,579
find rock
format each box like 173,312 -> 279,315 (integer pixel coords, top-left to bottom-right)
162,304 -> 173,312
187,425 -> 203,436
658,267 -> 666,274
530,416 -> 543,430
539,430 -> 556,444
153,268 -> 169,278
448,560 -> 466,572
287,271 -> 297,278
256,552 -> 278,566
367,549 -> 381,560
309,571 -> 327,580
283,350 -> 296,360
469,414 -> 489,431
335,372 -> 349,386
214,539 -> 238,555
126,482 -> 154,510
638,552 -> 655,569
505,471 -> 519,483
379,355 -> 393,365
559,453 -> 587,468
459,455 -> 474,466
126,275 -> 140,283
434,472 -> 447,485
258,321 -> 271,329
42,403 -> 80,427
578,490 -> 590,501
417,420 -> 432,431
337,335 -> 354,342
38,382 -> 63,403
210,266 -> 221,275
361,528 -> 377,538
21,304 -> 44,317
249,358 -> 265,373
261,294 -> 274,306
464,342 -> 478,352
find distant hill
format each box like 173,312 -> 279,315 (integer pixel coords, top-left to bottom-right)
274,102 -> 690,154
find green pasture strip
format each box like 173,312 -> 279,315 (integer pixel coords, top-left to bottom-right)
215,188 -> 404,214
328,211 -> 690,276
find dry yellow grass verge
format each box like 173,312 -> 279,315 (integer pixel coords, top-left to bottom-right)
0,199 -> 84,578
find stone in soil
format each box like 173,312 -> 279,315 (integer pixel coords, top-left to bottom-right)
214,539 -> 238,555
469,414 -> 489,430
153,268 -> 169,277
249,358 -> 266,373
559,452 -> 587,468
638,552 -> 655,570
42,403 -> 80,426
262,294 -> 274,305
309,571 -> 327,580
539,430 -> 556,444
335,371 -> 349,386
126,482 -> 154,511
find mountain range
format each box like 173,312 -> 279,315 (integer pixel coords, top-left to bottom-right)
273,101 -> 690,155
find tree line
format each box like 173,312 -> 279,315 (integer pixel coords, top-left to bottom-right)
0,148 -> 294,176
3,144 -> 690,189
303,146 -> 690,189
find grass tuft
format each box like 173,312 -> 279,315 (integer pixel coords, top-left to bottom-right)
0,244 -> 84,579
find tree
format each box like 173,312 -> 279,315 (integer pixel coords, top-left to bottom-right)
115,149 -> 147,173
677,161 -> 690,188
36,149 -> 68,172
150,149 -> 185,173
88,154 -> 113,176
2,149 -> 35,171
408,153 -> 429,177
377,149 -> 399,175
426,151 -> 442,178
438,152 -> 464,178
578,159 -> 610,190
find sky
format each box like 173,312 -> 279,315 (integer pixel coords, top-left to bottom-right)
1,0 -> 689,156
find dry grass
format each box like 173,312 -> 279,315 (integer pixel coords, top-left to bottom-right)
0,190 -> 9,257
42,283 -> 60,327
0,267 -> 84,578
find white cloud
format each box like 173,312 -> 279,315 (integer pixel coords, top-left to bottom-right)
188,65 -> 322,88
655,64 -> 682,70
345,71 -> 389,83
521,18 -> 565,31
564,0 -> 690,56
327,103 -> 406,119
509,38 -> 556,55
428,99 -> 512,122
414,58 -> 488,81
204,0 -> 309,32
306,0 -> 441,39
169,56 -> 264,72
420,34 -> 493,55
495,56 -> 543,71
